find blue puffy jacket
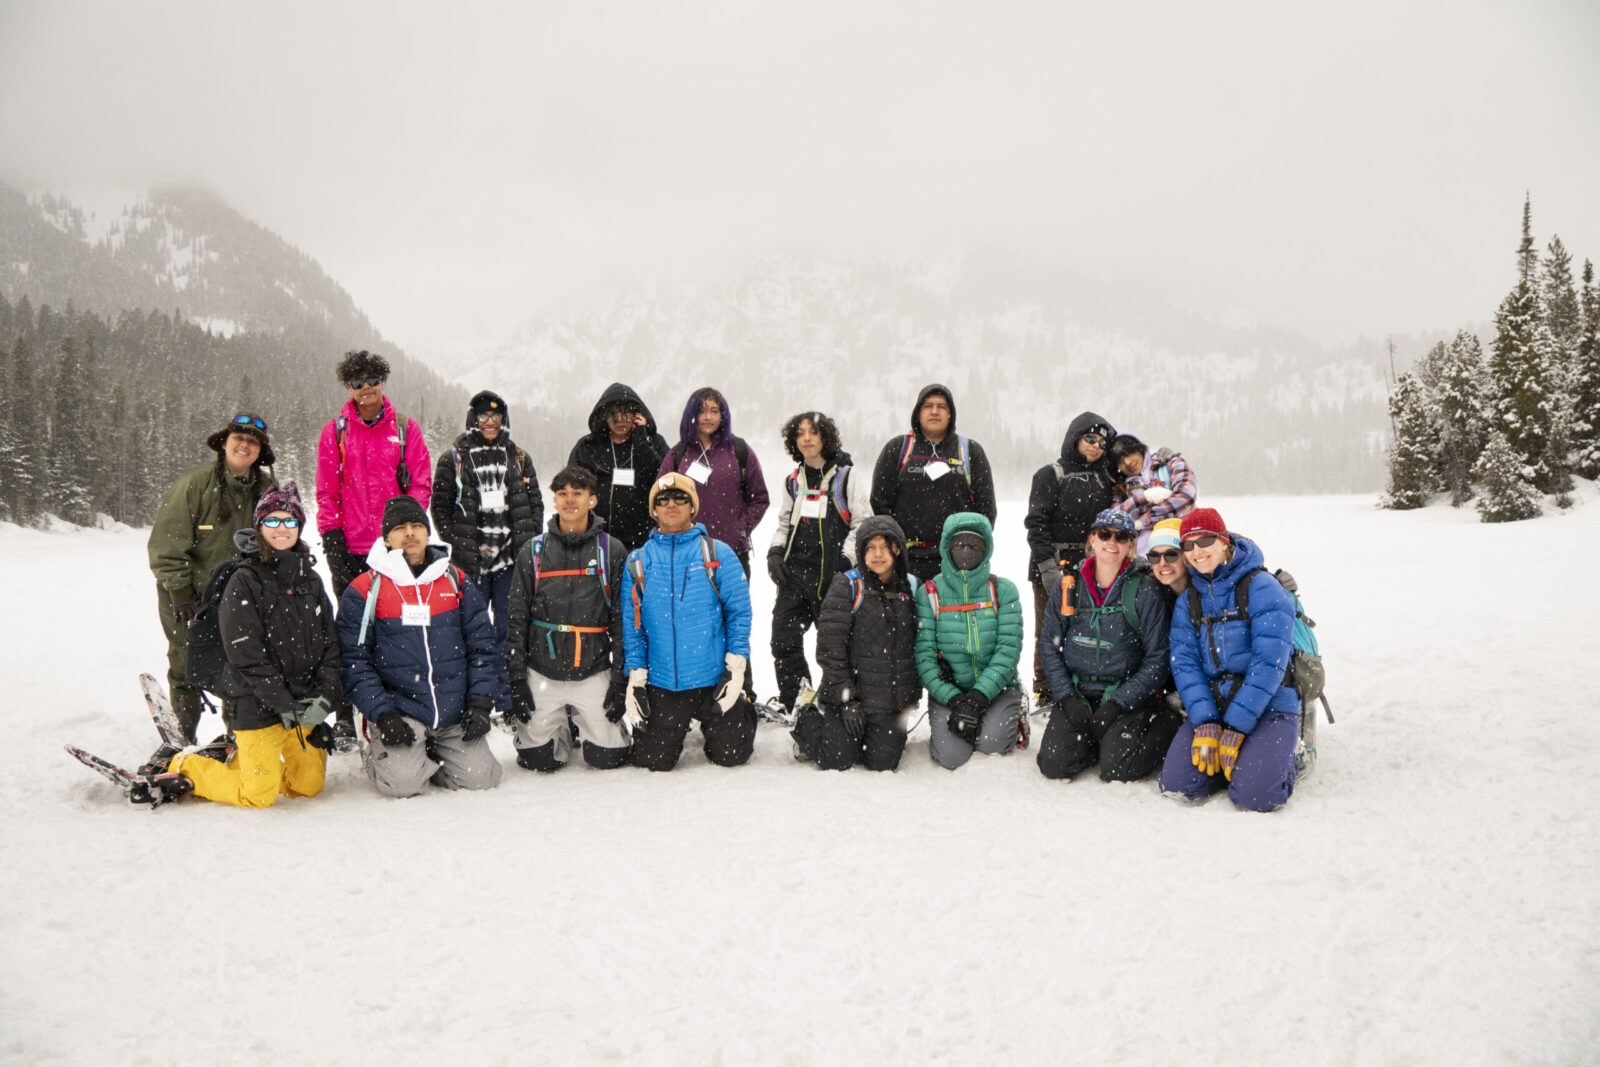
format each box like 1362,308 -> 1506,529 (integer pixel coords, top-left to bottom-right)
1168,535 -> 1298,733
337,542 -> 499,729
621,523 -> 752,691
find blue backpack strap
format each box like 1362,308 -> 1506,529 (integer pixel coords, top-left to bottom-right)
700,534 -> 720,598
595,531 -> 610,591
530,533 -> 546,592
844,568 -> 865,615
786,467 -> 801,499
356,572 -> 382,645
831,465 -> 851,523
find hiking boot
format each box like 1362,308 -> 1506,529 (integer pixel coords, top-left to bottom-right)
331,716 -> 360,753
137,741 -> 182,777
1294,739 -> 1316,779
130,772 -> 193,807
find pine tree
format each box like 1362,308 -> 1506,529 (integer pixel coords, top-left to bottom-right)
1574,259 -> 1600,477
47,335 -> 93,523
1437,329 -> 1486,506
1516,194 -> 1537,286
1542,236 -> 1580,353
1529,320 -> 1575,500
1489,278 -> 1544,463
1473,430 -> 1542,522
1381,372 -> 1436,509
5,336 -> 39,523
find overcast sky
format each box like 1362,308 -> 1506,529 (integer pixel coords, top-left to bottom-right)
2,0 -> 1596,355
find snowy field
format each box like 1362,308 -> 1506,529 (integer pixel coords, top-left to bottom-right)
3,493 -> 1598,1065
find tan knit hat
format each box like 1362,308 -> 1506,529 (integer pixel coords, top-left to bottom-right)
648,472 -> 700,517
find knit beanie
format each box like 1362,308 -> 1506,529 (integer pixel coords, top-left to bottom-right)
467,389 -> 510,430
1179,507 -> 1229,543
381,495 -> 430,537
1148,518 -> 1183,552
648,472 -> 701,517
253,481 -> 306,527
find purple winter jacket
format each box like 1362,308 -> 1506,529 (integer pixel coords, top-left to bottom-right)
658,438 -> 769,556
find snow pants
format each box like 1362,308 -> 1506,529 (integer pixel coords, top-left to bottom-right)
792,701 -> 907,771
929,690 -> 1021,770
629,686 -> 756,772
1158,711 -> 1299,812
173,724 -> 326,809
1036,693 -> 1183,782
365,718 -> 504,798
512,670 -> 630,771
468,567 -> 516,712
770,579 -> 825,708
156,584 -> 203,742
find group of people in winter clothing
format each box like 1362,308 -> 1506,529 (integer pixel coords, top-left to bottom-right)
140,355 -> 1311,813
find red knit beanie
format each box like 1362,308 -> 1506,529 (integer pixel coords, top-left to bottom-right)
1179,507 -> 1229,542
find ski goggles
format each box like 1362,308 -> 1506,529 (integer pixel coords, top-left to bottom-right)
655,490 -> 692,506
259,516 -> 301,529
344,376 -> 385,389
1093,528 -> 1133,544
1147,549 -> 1182,564
1182,534 -> 1224,552
231,414 -> 268,432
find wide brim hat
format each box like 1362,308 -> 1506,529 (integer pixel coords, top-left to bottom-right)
206,411 -> 274,467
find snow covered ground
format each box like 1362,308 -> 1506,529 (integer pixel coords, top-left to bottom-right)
4,493 -> 1598,1065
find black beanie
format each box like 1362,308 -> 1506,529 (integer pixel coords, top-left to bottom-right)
467,390 -> 509,430
381,495 -> 430,537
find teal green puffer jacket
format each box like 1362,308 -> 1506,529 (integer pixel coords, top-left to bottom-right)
913,512 -> 1023,705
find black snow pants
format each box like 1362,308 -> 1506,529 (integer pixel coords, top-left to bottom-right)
770,577 -> 826,708
792,702 -> 907,772
629,685 -> 756,772
1035,691 -> 1182,782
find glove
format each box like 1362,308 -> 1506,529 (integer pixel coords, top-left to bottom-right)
377,711 -> 415,749
170,592 -> 198,629
936,656 -> 956,684
1144,486 -> 1173,505
715,653 -> 747,713
1035,559 -> 1060,589
623,668 -> 650,730
282,694 -> 333,729
1219,728 -> 1246,781
604,674 -> 628,723
461,699 -> 493,743
766,551 -> 788,587
507,680 -> 535,726
305,722 -> 335,751
841,700 -> 866,741
322,529 -> 360,588
946,690 -> 987,745
1191,722 -> 1221,776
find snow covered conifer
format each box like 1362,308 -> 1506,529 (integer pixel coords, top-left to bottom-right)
1381,371 -> 1436,510
1437,330 -> 1486,506
1542,236 -> 1581,353
1489,278 -> 1544,466
1473,430 -> 1542,523
1574,259 -> 1600,477
1529,320 -> 1575,501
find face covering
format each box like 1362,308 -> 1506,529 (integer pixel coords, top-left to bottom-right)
948,534 -> 985,573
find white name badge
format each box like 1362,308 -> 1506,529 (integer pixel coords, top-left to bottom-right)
799,495 -> 825,519
479,487 -> 506,510
401,602 -> 431,627
613,467 -> 636,487
924,461 -> 950,482
687,460 -> 713,484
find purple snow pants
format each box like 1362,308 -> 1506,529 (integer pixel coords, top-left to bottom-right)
1158,711 -> 1299,812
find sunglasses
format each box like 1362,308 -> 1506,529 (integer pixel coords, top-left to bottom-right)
259,516 -> 300,529
1094,528 -> 1133,544
655,491 -> 691,506
1081,433 -> 1106,446
345,376 -> 385,390
1182,534 -> 1222,552
1148,549 -> 1182,564
232,414 -> 268,432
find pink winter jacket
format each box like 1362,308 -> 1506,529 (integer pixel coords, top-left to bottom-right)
316,398 -> 433,554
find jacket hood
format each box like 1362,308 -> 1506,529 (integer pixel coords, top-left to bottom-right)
234,528 -> 258,555
911,383 -> 957,435
365,540 -> 453,585
1059,411 -> 1115,466
937,511 -> 995,586
854,514 -> 907,556
465,389 -> 510,430
586,382 -> 659,438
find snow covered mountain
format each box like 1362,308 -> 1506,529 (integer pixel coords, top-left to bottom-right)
442,247 -> 1408,496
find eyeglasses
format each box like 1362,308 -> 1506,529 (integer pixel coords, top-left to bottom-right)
655,491 -> 691,506
1080,433 -> 1106,447
476,412 -> 503,425
1094,528 -> 1133,544
1182,534 -> 1222,552
232,414 -> 267,432
345,376 -> 385,390
1148,549 -> 1182,564
259,516 -> 300,529
607,407 -> 637,420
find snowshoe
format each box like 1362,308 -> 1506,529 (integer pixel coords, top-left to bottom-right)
756,698 -> 795,727
129,771 -> 194,807
331,715 -> 361,754
137,741 -> 183,777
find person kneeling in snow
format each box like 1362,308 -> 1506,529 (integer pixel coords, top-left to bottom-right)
338,496 -> 503,797
504,465 -> 631,771
620,473 -> 756,771
915,513 -> 1025,770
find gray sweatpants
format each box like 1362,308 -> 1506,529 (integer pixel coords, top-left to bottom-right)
512,670 -> 626,761
928,690 -> 1021,770
365,718 -> 504,798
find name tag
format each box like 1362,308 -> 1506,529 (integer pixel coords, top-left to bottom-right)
479,487 -> 506,510
924,462 -> 949,483
198,524 -> 214,531
613,467 -> 636,487
401,602 -> 431,627
686,460 -> 713,484
799,494 -> 825,520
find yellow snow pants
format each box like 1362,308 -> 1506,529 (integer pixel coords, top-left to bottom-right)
172,724 -> 326,808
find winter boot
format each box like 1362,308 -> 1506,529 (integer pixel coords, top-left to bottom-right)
331,708 -> 360,753
129,771 -> 193,807
137,741 -> 183,777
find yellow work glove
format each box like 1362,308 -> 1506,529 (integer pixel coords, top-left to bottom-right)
1191,723 -> 1222,777
1220,728 -> 1246,781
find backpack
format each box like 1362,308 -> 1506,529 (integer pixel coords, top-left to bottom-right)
528,531 -> 613,594
184,556 -> 253,693
337,405 -> 410,493
669,437 -> 749,496
627,534 -> 721,629
840,568 -> 910,615
898,433 -> 973,498
1185,567 -> 1333,724
355,565 -> 463,645
781,463 -> 852,558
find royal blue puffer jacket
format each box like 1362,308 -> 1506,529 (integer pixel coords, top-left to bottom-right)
1168,534 -> 1298,733
621,523 -> 752,691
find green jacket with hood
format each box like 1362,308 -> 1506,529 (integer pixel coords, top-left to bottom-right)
148,460 -> 276,600
913,512 -> 1023,705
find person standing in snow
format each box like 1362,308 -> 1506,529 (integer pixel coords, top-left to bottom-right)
791,515 -> 921,771
316,349 -> 433,750
147,411 -> 277,744
1109,434 -> 1197,556
1023,411 -> 1117,705
152,483 -> 344,808
620,473 -> 756,771
657,386 -> 769,576
337,496 -> 502,798
869,384 -> 997,584
1157,507 -> 1300,812
567,383 -> 670,551
1034,508 -> 1178,782
430,390 -> 543,714
914,512 -> 1024,770
503,464 -> 631,771
764,411 -> 869,720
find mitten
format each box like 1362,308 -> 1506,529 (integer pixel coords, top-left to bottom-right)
1144,486 -> 1173,505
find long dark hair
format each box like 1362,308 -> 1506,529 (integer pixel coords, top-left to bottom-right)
677,387 -> 732,447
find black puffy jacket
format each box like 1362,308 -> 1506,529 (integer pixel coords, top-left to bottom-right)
431,430 -> 543,578
1024,410 -> 1118,573
217,533 -> 346,732
814,515 -> 922,715
505,515 -> 630,702
566,383 -> 670,551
